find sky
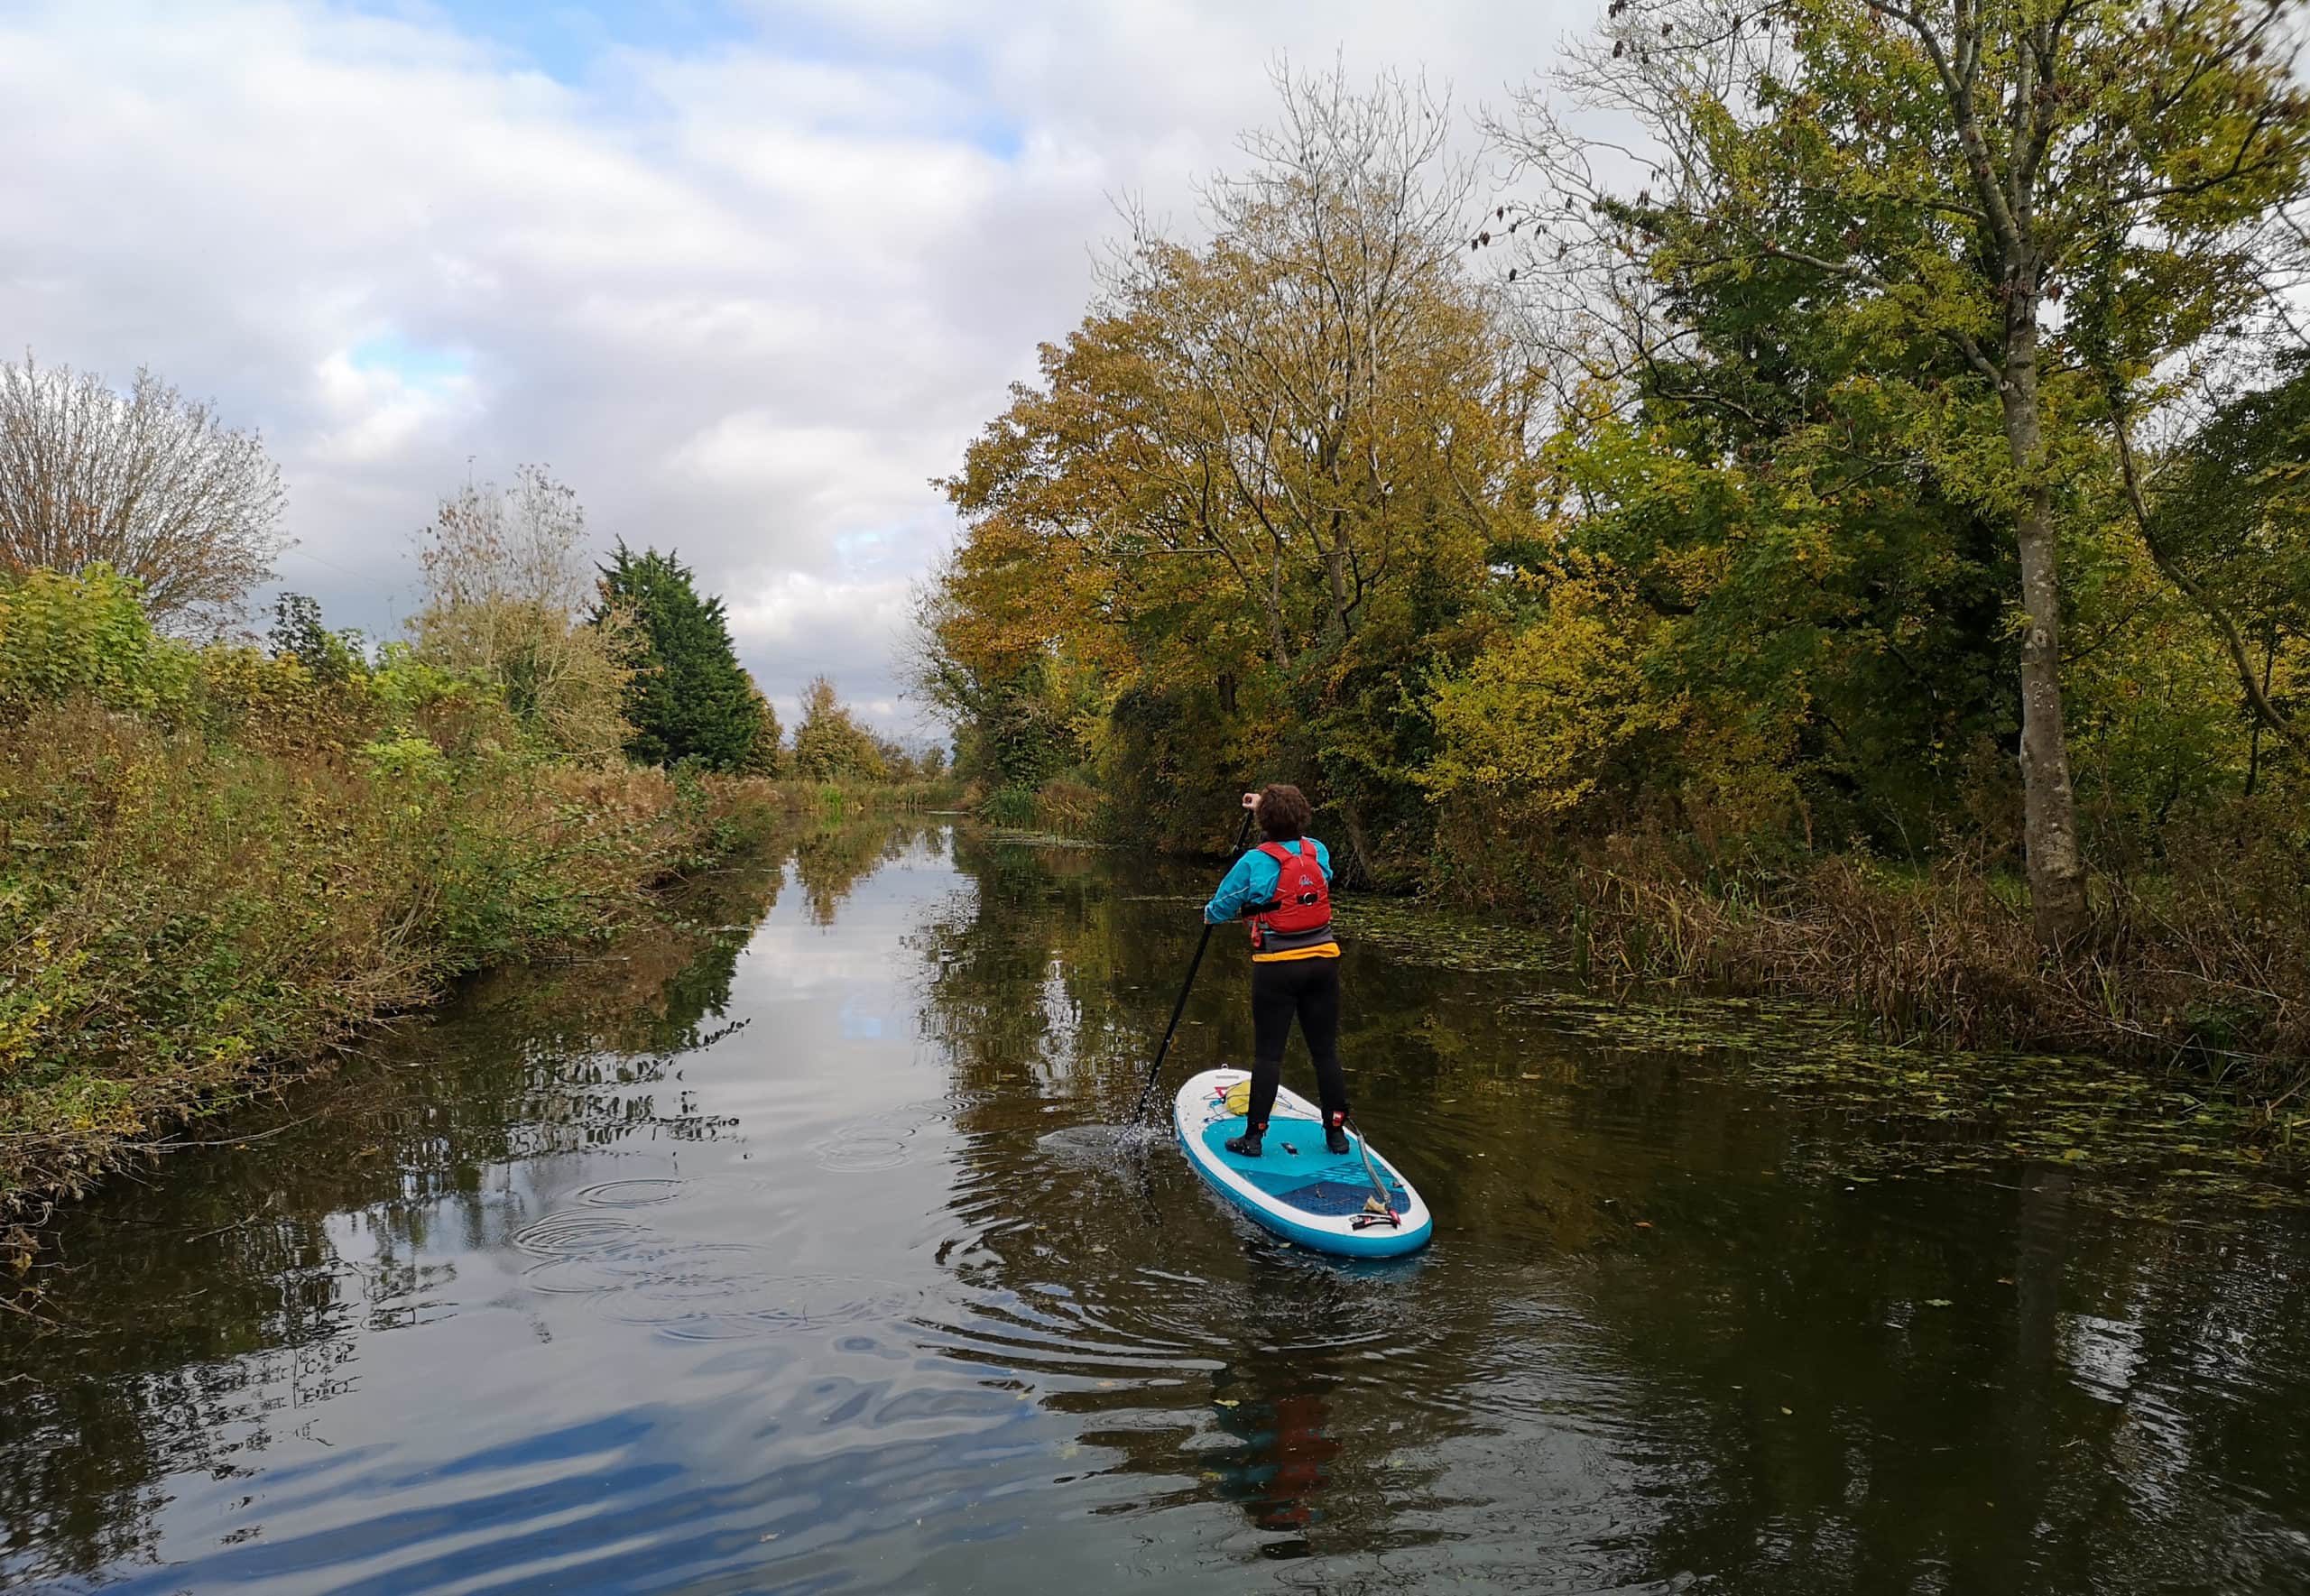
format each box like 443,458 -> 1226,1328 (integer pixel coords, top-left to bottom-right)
0,0 -> 1593,734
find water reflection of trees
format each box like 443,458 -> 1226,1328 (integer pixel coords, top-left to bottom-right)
0,823 -> 955,1587
911,836 -> 1153,1105
1360,973 -> 2310,1589
1594,1162 -> 2310,1591
1329,980 -> 2310,1589
793,817 -> 938,925
1317,985 -> 2310,1589
0,851 -> 789,1588
908,835 -> 2310,1587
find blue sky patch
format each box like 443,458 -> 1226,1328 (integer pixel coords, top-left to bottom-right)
349,332 -> 471,392
366,2 -> 1028,161
372,0 -> 755,82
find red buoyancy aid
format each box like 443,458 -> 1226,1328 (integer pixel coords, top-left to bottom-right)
1248,839 -> 1334,952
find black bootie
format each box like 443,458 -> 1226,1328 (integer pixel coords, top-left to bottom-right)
1325,1113 -> 1351,1156
1225,1127 -> 1264,1158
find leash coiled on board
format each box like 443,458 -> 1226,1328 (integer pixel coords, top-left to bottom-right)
1344,1112 -> 1400,1229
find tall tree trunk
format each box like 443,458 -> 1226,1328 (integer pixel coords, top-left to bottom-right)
1266,544 -> 1292,670
2246,639 -> 2274,797
1999,305 -> 2092,948
1324,540 -> 1353,639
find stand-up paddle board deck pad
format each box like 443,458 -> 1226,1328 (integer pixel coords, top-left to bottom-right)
1174,1069 -> 1433,1257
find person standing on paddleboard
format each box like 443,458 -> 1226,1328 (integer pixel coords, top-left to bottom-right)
1203,784 -> 1349,1158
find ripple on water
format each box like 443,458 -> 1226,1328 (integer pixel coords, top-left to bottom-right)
511,1213 -> 649,1257
574,1176 -> 686,1207
897,1119 -> 1458,1405
810,1097 -> 955,1173
514,1184 -> 917,1344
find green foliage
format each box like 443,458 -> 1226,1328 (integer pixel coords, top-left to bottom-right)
1529,378 -> 2023,853
357,732 -> 453,783
0,565 -> 195,722
980,783 -> 1040,828
977,663 -> 1083,790
268,592 -> 367,683
367,641 -> 497,729
2132,362 -> 2310,769
1422,555 -> 1686,823
1495,0 -> 2310,943
0,560 -> 792,1224
593,541 -> 764,772
739,675 -> 785,776
0,689 -> 771,1222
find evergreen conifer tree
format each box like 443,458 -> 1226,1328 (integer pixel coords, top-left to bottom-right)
593,541 -> 762,770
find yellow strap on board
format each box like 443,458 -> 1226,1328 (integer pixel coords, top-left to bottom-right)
1223,1081 -> 1252,1117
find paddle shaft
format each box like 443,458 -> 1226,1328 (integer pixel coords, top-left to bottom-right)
1132,805 -> 1259,1121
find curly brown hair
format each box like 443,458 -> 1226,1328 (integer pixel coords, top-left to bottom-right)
1255,783 -> 1314,842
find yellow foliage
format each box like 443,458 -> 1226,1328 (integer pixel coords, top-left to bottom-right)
196,643 -> 357,755
1422,556 -> 1686,819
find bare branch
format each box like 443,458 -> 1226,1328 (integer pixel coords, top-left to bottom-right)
0,355 -> 287,628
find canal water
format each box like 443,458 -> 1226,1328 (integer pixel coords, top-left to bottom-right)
5,824 -> 2307,1593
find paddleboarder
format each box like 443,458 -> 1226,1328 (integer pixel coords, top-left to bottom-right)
1202,784 -> 1348,1158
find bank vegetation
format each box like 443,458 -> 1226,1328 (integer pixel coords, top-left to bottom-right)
915,5 -> 2310,1084
2,376 -> 948,1232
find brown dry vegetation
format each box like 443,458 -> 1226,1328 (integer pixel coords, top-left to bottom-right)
0,697 -> 774,1238
1428,809 -> 2310,1099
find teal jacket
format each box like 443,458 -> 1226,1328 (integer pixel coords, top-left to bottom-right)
1203,837 -> 1333,925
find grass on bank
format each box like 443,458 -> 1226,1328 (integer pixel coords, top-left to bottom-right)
0,710 -> 956,1233
0,698 -> 753,1229
1431,816 -> 2310,1095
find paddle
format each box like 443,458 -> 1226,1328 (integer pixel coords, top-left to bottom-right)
1130,799 -> 1260,1122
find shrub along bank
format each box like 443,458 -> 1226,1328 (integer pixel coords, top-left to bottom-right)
0,567 -> 815,1233
1442,823 -> 2310,1076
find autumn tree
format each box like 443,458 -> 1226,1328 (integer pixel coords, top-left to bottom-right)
738,672 -> 786,776
410,466 -> 633,761
929,66 -> 1540,867
1498,0 -> 2310,946
0,355 -> 286,627
790,676 -> 887,781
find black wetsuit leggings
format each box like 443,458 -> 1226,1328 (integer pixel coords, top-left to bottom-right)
1246,955 -> 1347,1130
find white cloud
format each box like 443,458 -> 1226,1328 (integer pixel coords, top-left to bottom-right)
725,568 -> 921,731
310,344 -> 480,465
0,0 -> 1592,728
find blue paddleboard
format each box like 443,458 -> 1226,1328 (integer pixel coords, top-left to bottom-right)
1174,1068 -> 1433,1257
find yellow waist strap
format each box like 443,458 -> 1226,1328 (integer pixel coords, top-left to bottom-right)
1251,942 -> 1340,964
